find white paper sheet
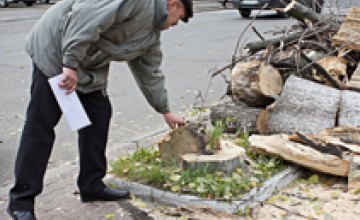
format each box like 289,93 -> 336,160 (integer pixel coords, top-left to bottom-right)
48,74 -> 91,131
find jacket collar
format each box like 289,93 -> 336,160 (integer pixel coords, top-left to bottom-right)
154,0 -> 168,30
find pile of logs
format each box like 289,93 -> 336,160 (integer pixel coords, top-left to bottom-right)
210,1 -> 360,188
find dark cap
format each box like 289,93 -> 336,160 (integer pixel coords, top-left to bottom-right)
180,0 -> 193,23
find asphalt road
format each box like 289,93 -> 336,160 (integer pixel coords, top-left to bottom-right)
2,0 -> 357,186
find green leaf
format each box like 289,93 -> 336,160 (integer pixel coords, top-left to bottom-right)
171,185 -> 181,192
308,174 -> 320,185
170,174 -> 181,182
104,213 -> 115,219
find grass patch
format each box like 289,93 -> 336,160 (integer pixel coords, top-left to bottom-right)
110,134 -> 287,201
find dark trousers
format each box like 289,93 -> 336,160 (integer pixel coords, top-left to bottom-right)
9,64 -> 112,211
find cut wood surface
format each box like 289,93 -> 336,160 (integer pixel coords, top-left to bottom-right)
267,75 -> 340,134
250,134 -> 349,176
338,90 -> 360,127
210,101 -> 262,133
231,61 -> 283,107
332,7 -> 360,51
347,63 -> 360,91
181,139 -> 247,174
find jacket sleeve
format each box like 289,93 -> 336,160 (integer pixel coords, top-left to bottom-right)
61,0 -> 123,70
127,41 -> 170,114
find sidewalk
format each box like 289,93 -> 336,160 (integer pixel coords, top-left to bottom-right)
0,130 -> 168,220
0,151 -> 135,219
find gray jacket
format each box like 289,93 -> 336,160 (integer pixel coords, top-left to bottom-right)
26,0 -> 170,113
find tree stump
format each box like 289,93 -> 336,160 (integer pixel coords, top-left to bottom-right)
158,123 -> 208,162
181,139 -> 247,175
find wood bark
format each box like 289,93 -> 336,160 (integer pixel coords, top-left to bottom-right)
158,124 -> 208,161
245,33 -> 302,54
231,61 -> 283,107
267,75 -> 340,134
338,90 -> 360,127
249,134 -> 349,177
284,0 -> 326,26
210,101 -> 262,133
332,7 -> 360,52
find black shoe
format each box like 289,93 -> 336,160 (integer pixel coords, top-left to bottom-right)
81,187 -> 130,202
7,207 -> 37,220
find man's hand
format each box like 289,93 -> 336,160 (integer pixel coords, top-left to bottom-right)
59,67 -> 77,95
163,112 -> 185,129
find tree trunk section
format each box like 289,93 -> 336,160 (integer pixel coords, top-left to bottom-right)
231,61 -> 283,107
249,134 -> 349,177
267,75 -> 340,134
210,101 -> 262,133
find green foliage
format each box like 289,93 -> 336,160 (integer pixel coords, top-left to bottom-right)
307,174 -> 320,185
207,121 -> 225,150
111,134 -> 286,201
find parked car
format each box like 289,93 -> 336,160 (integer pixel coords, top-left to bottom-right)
0,0 -> 38,7
232,0 -> 324,18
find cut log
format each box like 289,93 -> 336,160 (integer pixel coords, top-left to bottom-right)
158,123 -> 208,161
320,127 -> 360,145
284,0 -> 326,26
338,90 -> 360,127
267,75 -> 340,134
347,63 -> 360,91
348,156 -> 360,191
332,7 -> 360,52
231,61 -> 283,107
210,101 -> 262,133
249,134 -> 349,177
181,139 -> 247,175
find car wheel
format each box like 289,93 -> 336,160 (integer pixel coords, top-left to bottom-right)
0,0 -> 8,7
25,1 -> 33,6
239,9 -> 251,18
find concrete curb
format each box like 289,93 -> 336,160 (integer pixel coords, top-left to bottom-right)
105,166 -> 302,214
